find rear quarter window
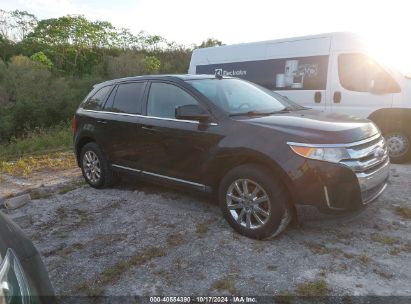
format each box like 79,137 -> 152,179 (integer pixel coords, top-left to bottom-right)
82,85 -> 113,110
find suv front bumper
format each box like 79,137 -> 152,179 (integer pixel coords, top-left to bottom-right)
287,134 -> 390,211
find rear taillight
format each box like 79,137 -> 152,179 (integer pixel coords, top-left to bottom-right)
72,115 -> 77,135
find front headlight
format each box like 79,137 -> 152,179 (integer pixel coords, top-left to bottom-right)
0,249 -> 31,304
289,144 -> 350,163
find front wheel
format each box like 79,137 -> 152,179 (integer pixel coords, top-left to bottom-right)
219,164 -> 292,239
385,131 -> 411,164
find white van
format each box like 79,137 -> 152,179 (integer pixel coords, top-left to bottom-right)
188,32 -> 411,163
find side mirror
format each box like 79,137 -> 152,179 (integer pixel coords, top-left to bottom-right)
175,104 -> 210,122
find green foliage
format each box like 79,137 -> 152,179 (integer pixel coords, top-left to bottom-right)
0,122 -> 72,160
30,51 -> 53,69
0,9 -> 222,144
198,38 -> 223,48
143,55 -> 161,73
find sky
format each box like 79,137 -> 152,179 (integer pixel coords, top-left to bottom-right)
2,0 -> 411,73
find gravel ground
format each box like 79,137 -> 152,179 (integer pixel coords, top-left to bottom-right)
2,164 -> 411,297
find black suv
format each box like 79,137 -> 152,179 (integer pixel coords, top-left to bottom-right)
73,75 -> 390,239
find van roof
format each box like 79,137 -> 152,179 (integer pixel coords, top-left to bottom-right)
193,32 -> 363,51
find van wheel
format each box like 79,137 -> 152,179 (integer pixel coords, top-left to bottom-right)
385,130 -> 411,164
219,164 -> 292,239
80,142 -> 113,188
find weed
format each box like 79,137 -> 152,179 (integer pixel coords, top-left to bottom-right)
276,290 -> 293,304
196,219 -> 215,236
296,279 -> 329,296
87,287 -> 104,297
0,124 -> 72,160
58,179 -> 86,195
211,276 -> 238,294
99,247 -> 166,284
56,206 -> 67,220
72,246 -> 167,294
166,233 -> 185,247
395,206 -> 411,220
371,234 -> 400,245
373,269 -> 394,279
0,152 -> 76,178
304,242 -> 342,256
343,252 -> 354,259
30,190 -> 53,200
359,254 -> 370,264
72,282 -> 89,292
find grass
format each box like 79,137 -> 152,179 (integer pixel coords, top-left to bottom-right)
211,276 -> 238,294
72,246 -> 167,295
0,123 -> 72,161
196,219 -> 215,236
371,234 -> 400,245
359,254 -> 370,264
166,233 -> 185,247
276,290 -> 293,304
58,179 -> 87,194
29,190 -> 53,200
395,206 -> 411,220
0,152 -> 76,178
295,279 -> 329,296
304,242 -> 343,257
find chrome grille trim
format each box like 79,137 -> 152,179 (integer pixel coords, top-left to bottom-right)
345,137 -> 387,160
340,135 -> 389,172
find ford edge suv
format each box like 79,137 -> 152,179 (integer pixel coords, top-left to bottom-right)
73,75 -> 390,239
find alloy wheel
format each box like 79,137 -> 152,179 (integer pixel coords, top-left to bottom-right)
83,150 -> 101,184
226,179 -> 271,229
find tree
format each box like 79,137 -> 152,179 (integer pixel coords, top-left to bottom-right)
26,15 -> 117,75
30,51 -> 53,69
197,38 -> 223,48
0,10 -> 37,41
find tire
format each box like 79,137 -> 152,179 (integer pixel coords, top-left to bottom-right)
384,129 -> 411,164
80,142 -> 113,188
218,164 -> 292,239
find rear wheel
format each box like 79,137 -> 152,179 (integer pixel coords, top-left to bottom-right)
80,142 -> 113,188
219,164 -> 292,239
384,130 -> 411,164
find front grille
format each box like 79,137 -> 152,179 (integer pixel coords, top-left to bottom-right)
339,134 -> 390,203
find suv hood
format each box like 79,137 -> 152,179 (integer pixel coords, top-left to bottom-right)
242,109 -> 379,144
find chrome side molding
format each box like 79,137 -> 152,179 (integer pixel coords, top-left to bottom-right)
111,164 -> 208,190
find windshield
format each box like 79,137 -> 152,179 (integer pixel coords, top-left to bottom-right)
186,78 -> 303,115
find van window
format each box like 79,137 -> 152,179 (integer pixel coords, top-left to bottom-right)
111,82 -> 146,114
147,83 -> 199,119
82,85 -> 112,110
338,54 -> 400,93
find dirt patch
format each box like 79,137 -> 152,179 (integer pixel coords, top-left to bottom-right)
2,164 -> 411,296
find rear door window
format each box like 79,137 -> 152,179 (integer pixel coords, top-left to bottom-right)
82,85 -> 112,110
110,82 -> 146,114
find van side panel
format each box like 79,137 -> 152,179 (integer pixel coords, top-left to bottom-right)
195,56 -> 329,91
